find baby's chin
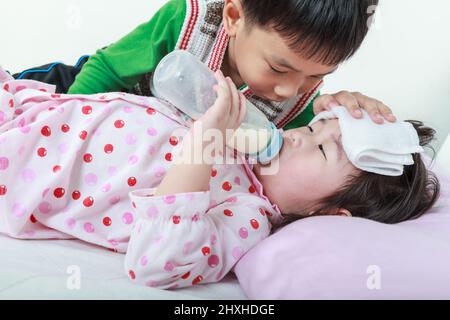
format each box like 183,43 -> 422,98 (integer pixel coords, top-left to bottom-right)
251,160 -> 275,177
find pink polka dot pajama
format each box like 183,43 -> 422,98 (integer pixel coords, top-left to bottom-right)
0,67 -> 283,289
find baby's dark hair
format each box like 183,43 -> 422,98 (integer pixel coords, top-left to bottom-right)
241,0 -> 379,65
283,121 -> 441,225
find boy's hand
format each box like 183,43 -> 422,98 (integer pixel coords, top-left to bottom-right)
313,91 -> 397,124
195,70 -> 247,142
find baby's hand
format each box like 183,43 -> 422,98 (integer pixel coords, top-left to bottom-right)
313,91 -> 397,124
195,70 -> 247,142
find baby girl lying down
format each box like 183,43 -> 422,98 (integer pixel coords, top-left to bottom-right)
0,67 -> 439,289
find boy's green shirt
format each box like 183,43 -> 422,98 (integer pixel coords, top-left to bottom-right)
68,0 -> 186,95
68,0 -> 317,129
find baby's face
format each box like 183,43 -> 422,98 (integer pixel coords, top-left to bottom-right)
254,119 -> 359,215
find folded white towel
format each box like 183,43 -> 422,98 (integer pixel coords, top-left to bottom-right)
309,106 -> 424,176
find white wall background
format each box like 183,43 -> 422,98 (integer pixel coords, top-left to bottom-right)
1,0 -> 449,166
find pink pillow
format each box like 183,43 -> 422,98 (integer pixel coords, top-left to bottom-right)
234,160 -> 450,299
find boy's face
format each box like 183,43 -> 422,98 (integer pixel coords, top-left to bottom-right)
224,2 -> 338,101
254,119 -> 359,215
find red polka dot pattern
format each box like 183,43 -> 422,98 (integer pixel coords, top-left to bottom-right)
0,85 -> 276,289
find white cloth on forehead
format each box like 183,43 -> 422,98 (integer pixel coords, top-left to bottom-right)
309,106 -> 424,176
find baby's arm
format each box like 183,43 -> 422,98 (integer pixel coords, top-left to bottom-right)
154,70 -> 246,196
125,72 -> 257,288
124,189 -> 271,288
154,129 -> 214,196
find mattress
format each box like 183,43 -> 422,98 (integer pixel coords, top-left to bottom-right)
0,234 -> 247,299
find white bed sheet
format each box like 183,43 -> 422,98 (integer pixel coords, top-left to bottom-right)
0,234 -> 247,300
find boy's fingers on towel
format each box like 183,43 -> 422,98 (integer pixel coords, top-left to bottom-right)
331,90 -> 366,119
314,92 -> 364,119
313,94 -> 341,114
352,91 -> 397,123
321,90 -> 396,125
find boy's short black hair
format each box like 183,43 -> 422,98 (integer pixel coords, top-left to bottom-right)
242,0 -> 379,65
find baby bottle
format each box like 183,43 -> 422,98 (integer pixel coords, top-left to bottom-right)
151,50 -> 283,164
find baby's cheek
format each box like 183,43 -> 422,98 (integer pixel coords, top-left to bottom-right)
295,166 -> 329,199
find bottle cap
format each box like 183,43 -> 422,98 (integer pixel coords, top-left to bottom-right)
250,122 -> 283,165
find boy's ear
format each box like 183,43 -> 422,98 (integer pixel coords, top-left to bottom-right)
223,0 -> 245,37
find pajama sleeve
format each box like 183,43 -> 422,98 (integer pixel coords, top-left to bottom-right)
124,188 -> 271,289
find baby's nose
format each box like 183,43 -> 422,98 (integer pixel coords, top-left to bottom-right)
284,131 -> 305,148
